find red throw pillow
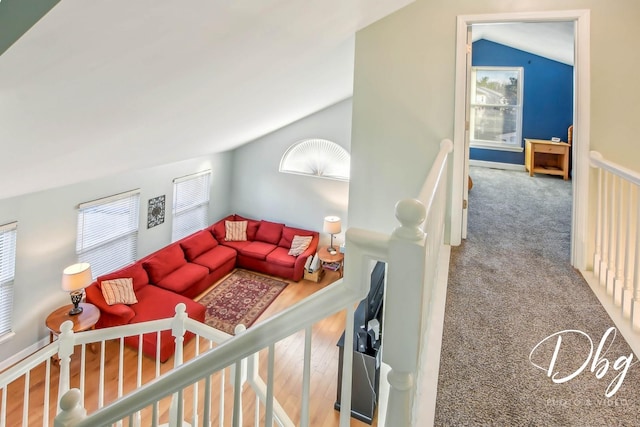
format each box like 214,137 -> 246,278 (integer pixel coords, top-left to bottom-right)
209,214 -> 235,241
142,244 -> 187,284
180,230 -> 218,261
98,262 -> 149,292
255,220 -> 284,245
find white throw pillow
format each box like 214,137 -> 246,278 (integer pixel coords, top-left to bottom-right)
225,220 -> 248,241
288,235 -> 313,256
100,278 -> 138,305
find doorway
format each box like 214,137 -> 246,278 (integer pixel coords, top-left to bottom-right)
451,10 -> 591,270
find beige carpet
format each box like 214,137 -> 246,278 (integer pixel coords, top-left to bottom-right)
434,167 -> 640,426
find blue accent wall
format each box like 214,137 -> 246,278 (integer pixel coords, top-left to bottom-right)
470,39 -> 574,165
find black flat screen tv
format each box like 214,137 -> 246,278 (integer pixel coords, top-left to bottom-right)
365,261 -> 385,329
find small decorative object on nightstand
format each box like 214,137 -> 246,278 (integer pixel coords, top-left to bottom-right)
61,263 -> 93,316
323,216 -> 341,255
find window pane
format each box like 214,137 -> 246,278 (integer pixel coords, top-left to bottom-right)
172,171 -> 211,242
470,67 -> 523,147
76,191 -> 140,278
0,222 -> 17,337
471,105 -> 519,145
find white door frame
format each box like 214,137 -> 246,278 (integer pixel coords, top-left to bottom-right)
451,9 -> 591,270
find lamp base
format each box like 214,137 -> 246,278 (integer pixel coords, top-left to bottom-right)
327,246 -> 337,255
69,290 -> 84,316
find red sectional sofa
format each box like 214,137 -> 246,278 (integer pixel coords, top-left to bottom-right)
85,214 -> 319,362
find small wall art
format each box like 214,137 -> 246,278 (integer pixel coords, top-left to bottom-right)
147,195 -> 166,228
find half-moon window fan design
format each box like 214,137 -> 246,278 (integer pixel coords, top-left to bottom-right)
279,139 -> 350,181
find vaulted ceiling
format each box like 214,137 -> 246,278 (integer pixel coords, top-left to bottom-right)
0,0 -> 413,200
0,2 -> 575,201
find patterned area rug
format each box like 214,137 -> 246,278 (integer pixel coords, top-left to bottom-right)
198,269 -> 288,334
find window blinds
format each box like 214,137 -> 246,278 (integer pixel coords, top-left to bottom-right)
0,222 -> 17,338
76,190 -> 140,278
172,170 -> 211,242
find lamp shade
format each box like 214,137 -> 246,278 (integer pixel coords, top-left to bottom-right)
61,263 -> 93,292
323,216 -> 341,234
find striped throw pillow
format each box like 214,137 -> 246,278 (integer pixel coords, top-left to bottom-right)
225,220 -> 248,241
100,278 -> 138,305
288,235 -> 313,256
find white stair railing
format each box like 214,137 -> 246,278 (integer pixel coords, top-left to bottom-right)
588,151 -> 640,343
1,138 -> 454,427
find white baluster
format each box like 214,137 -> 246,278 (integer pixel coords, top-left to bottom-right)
613,177 -> 626,304
606,174 -> 617,294
54,388 -> 86,427
622,183 -> 636,318
169,303 -> 188,427
232,324 -> 247,427
632,192 -> 640,330
593,165 -> 603,276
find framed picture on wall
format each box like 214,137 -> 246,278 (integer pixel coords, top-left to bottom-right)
147,195 -> 165,228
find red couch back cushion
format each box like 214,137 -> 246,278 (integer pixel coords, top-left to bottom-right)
97,262 -> 149,292
255,220 -> 284,245
142,244 -> 187,284
278,226 -> 315,248
234,215 -> 260,240
180,230 -> 218,261
210,214 -> 235,241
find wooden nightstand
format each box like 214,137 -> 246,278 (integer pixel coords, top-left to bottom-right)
318,246 -> 344,277
524,138 -> 571,180
46,302 -> 100,343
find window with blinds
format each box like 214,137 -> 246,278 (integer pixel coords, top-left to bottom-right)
76,190 -> 141,279
0,222 -> 18,339
172,170 -> 211,242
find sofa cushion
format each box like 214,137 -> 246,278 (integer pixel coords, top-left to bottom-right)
238,241 -> 278,260
155,263 -> 209,294
98,262 -> 149,292
288,235 -> 313,256
191,245 -> 237,272
255,220 -> 284,245
234,215 -> 260,240
225,220 -> 247,241
180,230 -> 218,261
266,247 -> 297,268
101,278 -> 138,305
143,244 -> 187,284
210,214 -> 235,241
278,226 -> 315,248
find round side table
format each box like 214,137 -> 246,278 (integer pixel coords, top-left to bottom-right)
46,302 -> 100,343
317,245 -> 345,277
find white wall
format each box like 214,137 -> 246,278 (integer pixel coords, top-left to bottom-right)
230,98 -> 352,247
349,0 -> 640,233
0,151 -> 232,366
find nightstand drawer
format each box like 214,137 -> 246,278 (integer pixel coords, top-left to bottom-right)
535,144 -> 566,154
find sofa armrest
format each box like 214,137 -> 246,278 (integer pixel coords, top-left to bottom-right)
85,284 -> 135,326
292,234 -> 319,281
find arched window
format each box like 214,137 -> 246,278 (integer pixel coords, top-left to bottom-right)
279,139 -> 350,181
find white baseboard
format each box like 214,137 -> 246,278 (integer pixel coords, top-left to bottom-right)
0,336 -> 50,372
469,159 -> 526,172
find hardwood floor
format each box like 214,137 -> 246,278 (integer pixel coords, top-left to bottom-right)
1,270 -> 377,426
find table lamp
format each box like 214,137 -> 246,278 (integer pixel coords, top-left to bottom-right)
61,263 -> 92,315
323,216 -> 341,255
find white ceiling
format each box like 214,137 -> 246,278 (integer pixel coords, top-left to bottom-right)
0,5 -> 576,201
0,0 -> 413,200
473,21 -> 575,65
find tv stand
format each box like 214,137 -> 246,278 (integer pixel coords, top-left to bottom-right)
334,299 -> 381,424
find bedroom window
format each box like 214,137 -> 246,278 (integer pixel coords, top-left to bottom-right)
0,221 -> 17,340
279,139 -> 350,181
172,170 -> 211,242
470,67 -> 524,152
76,190 -> 141,278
